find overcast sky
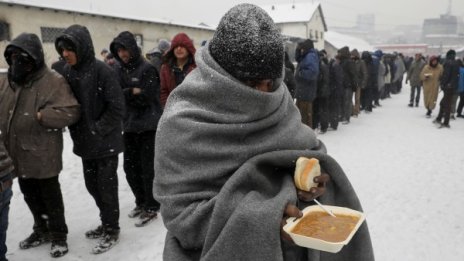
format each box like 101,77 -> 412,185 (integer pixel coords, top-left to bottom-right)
5,0 -> 464,30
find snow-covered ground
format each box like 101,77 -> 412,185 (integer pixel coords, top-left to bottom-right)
5,87 -> 464,261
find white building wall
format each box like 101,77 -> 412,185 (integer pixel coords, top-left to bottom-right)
276,8 -> 326,50
0,3 -> 214,68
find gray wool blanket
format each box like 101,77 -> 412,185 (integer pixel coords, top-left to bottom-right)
154,45 -> 375,261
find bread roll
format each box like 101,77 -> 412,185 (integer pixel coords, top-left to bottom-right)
294,157 -> 321,191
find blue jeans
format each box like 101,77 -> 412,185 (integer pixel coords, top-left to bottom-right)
0,184 -> 12,261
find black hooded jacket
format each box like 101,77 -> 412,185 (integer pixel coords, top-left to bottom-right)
110,31 -> 162,133
362,51 -> 377,90
55,24 -> 125,159
338,46 -> 357,90
441,52 -> 461,91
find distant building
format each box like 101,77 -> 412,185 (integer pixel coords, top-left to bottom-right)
422,14 -> 464,54
0,1 -> 214,68
324,31 -> 374,59
260,2 -> 327,60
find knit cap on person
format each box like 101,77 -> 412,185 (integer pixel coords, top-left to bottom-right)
158,39 -> 170,53
209,3 -> 284,81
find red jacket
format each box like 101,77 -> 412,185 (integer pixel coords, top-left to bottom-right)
160,33 -> 196,107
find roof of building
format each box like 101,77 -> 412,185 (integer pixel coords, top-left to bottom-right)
260,1 -> 327,31
325,31 -> 374,52
0,0 -> 214,31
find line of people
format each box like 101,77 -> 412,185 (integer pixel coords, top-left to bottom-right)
289,42 -> 409,134
0,24 -> 197,259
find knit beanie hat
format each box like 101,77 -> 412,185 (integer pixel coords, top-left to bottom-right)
158,39 -> 171,53
209,3 -> 284,81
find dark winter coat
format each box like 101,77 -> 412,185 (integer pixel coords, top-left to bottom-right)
55,24 -> 125,160
317,59 -> 331,98
160,33 -> 196,107
284,67 -> 296,99
329,59 -> 344,96
295,48 -> 319,102
1,33 -> 80,179
338,47 -> 357,90
110,31 -> 163,133
406,59 -> 426,87
353,59 -> 368,90
441,56 -> 461,91
0,142 -> 14,179
362,51 -> 377,90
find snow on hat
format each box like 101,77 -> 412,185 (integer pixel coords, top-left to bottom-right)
209,3 -> 284,81
158,39 -> 170,53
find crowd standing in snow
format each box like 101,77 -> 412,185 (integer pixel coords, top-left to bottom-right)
0,2 -> 464,260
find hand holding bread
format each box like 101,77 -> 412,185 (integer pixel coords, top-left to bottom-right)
293,157 -> 330,201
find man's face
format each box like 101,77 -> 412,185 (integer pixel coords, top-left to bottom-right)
415,54 -> 421,61
117,48 -> 131,64
174,46 -> 188,60
62,49 -> 77,66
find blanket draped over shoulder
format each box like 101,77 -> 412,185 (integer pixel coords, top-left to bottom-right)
154,45 -> 375,261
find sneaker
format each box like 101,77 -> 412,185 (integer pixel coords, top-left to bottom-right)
19,231 -> 50,249
439,123 -> 450,128
85,225 -> 104,239
135,210 -> 158,227
92,233 -> 119,254
128,206 -> 143,218
50,240 -> 68,258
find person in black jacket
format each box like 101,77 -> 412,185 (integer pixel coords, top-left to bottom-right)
434,49 -> 461,128
313,50 -> 330,133
338,46 -> 357,124
110,31 -> 162,226
328,55 -> 344,130
55,24 -> 125,254
283,51 -> 296,98
361,51 -> 377,112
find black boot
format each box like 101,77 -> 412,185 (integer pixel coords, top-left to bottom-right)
50,240 -> 68,258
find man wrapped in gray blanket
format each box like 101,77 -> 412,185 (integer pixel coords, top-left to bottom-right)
154,4 -> 375,261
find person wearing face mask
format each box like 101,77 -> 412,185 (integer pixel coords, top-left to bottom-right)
109,31 -> 162,227
0,33 -> 80,258
159,33 -> 196,108
153,4 -> 374,261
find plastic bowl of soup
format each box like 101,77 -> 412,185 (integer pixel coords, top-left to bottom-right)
283,205 -> 365,253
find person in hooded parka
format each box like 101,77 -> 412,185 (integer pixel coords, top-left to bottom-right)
110,31 -> 162,227
159,33 -> 196,108
1,33 -> 80,258
55,24 -> 125,254
294,39 -> 319,129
